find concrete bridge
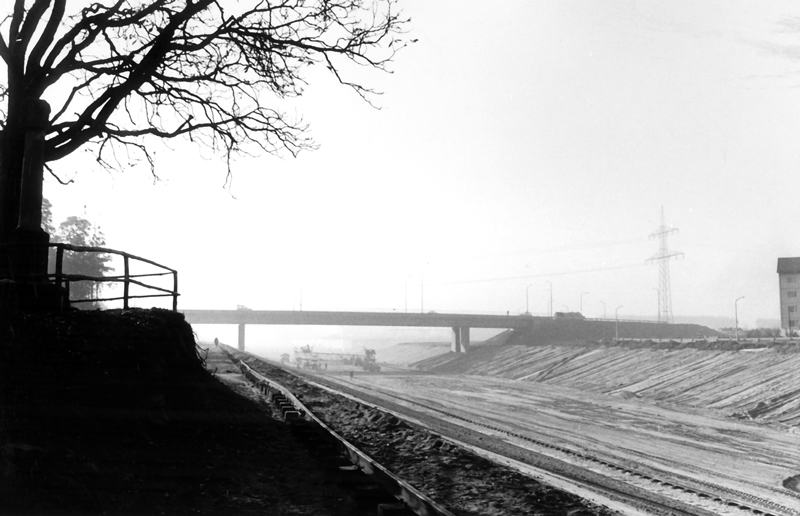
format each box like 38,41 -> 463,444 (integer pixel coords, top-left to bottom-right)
182,309 -> 539,353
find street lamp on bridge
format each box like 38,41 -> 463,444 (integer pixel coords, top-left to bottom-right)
404,274 -> 411,313
615,305 -> 623,341
735,296 -> 745,341
526,284 -> 533,314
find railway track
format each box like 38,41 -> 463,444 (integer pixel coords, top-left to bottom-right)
349,384 -> 796,516
218,346 -> 456,516
225,347 -> 798,516
330,378 -> 799,516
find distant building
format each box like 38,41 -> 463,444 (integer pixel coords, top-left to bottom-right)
777,257 -> 800,332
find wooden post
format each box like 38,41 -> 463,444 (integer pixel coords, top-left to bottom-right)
123,255 -> 129,309
9,99 -> 51,281
54,245 -> 63,290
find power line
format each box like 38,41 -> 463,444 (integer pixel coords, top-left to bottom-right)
429,262 -> 648,287
646,206 -> 683,324
431,236 -> 648,266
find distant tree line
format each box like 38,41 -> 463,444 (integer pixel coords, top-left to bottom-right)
43,199 -> 111,306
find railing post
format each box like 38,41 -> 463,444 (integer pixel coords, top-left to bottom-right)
54,245 -> 63,290
54,245 -> 65,311
172,270 -> 178,311
123,256 -> 130,309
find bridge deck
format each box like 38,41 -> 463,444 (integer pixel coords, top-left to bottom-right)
182,310 -> 539,329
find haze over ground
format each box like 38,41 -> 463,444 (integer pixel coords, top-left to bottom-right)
42,1 -> 800,350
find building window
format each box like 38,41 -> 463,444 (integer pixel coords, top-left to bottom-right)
789,291 -> 797,298
790,276 -> 797,284
790,306 -> 797,313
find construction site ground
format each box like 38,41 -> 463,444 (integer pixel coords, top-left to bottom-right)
374,336 -> 800,512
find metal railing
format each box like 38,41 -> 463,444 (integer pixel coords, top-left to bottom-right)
49,243 -> 178,311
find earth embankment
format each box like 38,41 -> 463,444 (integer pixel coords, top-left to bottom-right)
0,308 -> 389,515
496,318 -> 723,344
409,340 -> 800,426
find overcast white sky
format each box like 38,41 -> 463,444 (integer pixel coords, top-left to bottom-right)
44,1 -> 800,339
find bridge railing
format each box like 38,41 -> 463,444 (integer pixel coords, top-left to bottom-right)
47,243 -> 178,311
585,317 -> 665,324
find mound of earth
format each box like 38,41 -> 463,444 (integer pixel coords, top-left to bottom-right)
0,308 -> 389,515
494,319 -> 722,346
378,341 -> 451,366
413,342 -> 800,426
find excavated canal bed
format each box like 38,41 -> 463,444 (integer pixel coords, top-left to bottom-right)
226,347 -> 632,516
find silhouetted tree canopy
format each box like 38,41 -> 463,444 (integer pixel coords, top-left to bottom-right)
1,0 -> 407,182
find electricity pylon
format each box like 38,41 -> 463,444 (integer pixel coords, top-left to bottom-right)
647,207 -> 683,324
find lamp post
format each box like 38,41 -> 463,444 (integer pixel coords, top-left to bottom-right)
653,287 -> 660,323
547,281 -> 553,317
526,284 -> 533,314
404,275 -> 410,313
580,292 -> 589,314
420,269 -> 424,314
735,296 -> 745,341
599,300 -> 606,319
615,305 -> 623,341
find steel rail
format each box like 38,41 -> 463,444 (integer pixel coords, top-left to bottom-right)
218,346 -> 457,516
229,349 -> 710,515
235,351 -> 795,516
318,375 -> 798,516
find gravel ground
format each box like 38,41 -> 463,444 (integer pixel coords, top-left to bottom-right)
231,348 -> 620,516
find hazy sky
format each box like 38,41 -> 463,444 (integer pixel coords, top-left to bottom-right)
44,1 -> 800,337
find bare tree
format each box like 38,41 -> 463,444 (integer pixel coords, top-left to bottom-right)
0,0 -> 407,240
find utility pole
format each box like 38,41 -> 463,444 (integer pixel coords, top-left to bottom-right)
404,275 -> 410,313
420,269 -> 424,314
547,281 -> 553,317
615,305 -> 623,341
647,207 -> 683,324
735,296 -> 745,341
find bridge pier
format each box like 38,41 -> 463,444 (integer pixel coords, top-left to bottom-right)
238,323 -> 245,351
451,327 -> 470,353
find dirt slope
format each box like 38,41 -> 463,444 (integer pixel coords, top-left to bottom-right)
377,341 -> 451,365
411,342 -> 800,426
498,319 -> 722,344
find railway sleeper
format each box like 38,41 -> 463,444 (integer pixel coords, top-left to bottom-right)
280,403 -> 298,415
338,465 -> 376,488
283,410 -> 303,422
